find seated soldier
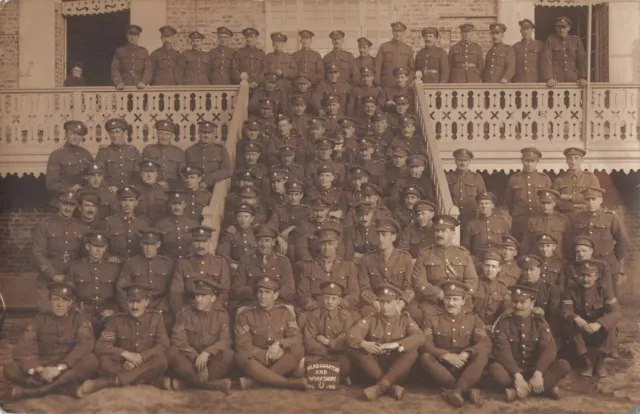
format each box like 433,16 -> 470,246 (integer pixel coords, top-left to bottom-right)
105,186 -> 149,261
135,160 -> 168,226
238,140 -> 268,193
321,93 -> 344,133
216,203 -> 258,270
293,198 -> 346,263
391,154 -> 435,209
305,164 -> 347,221
234,276 -> 308,391
335,117 -> 359,164
68,230 -> 120,335
382,67 -> 414,112
489,285 -> 571,402
303,281 -> 356,386
249,98 -> 278,139
473,249 -> 511,331
347,284 -> 424,401
397,200 -> 436,260
81,163 -> 120,220
76,190 -> 106,230
535,233 -> 567,291
274,144 -> 305,183
305,138 -> 346,189
156,189 -> 199,262
184,121 -> 232,191
565,235 -> 613,292
236,120 -> 269,163
79,284 -> 170,396
343,166 -> 371,217
181,165 -> 211,221
391,116 -> 427,155
380,144 -> 410,200
393,185 -> 422,229
249,72 -> 287,115
166,279 -> 234,392
343,182 -> 391,228
562,259 -> 621,377
289,96 -> 311,139
4,282 -> 97,400
170,226 -> 231,313
264,169 -> 289,219
350,67 -> 385,119
353,136 -> 386,186
273,179 -> 310,260
462,192 -> 510,263
498,235 -> 521,286
419,280 -> 491,408
356,96 -> 383,133
223,187 -> 272,230
344,203 -> 378,263
387,95 -> 413,132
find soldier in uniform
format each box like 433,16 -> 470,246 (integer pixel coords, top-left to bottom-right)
473,249 -> 511,329
4,281 -> 97,400
135,159 -> 168,225
294,30 -> 324,86
156,189 -> 198,262
217,203 -> 258,268
513,19 -> 543,83
347,284 -> 424,401
482,23 -> 515,83
208,27 -> 235,85
419,280 -> 491,408
553,147 -> 600,222
382,68 -> 414,112
81,163 -> 120,220
32,191 -> 88,312
542,16 -> 588,88
462,192 -> 511,262
356,37 -> 375,73
412,215 -> 479,317
324,30 -> 360,86
289,95 -> 312,136
573,187 -> 629,295
185,121 -> 232,189
311,64 -> 353,116
274,146 -> 306,187
306,164 -> 348,220
293,199 -> 345,263
288,74 -> 314,113
170,226 -> 231,312
143,120 -> 185,189
111,24 -> 151,89
265,114 -> 302,166
273,180 -> 309,255
46,121 -> 93,198
415,27 -> 449,83
176,31 -> 211,85
105,186 -> 149,260
344,203 -> 379,263
565,235 -> 613,293
489,285 -> 571,401
504,147 -> 552,241
393,185 -> 422,229
562,259 -> 621,377
150,25 -> 180,85
498,235 -> 521,286
234,276 -> 308,390
263,32 -> 298,92
354,136 -> 386,185
522,189 -> 572,259
79,284 -> 169,395
182,165 -> 211,221
166,279 -> 234,392
68,231 -> 120,335
232,27 -> 265,88
249,72 -> 289,116
350,67 -> 385,118
398,200 -> 437,260
96,118 -> 141,190
375,22 -> 414,89
446,149 -> 486,233
533,234 -> 567,292
116,229 -> 173,326
303,280 -> 356,384
76,190 -> 106,230
449,23 -> 484,83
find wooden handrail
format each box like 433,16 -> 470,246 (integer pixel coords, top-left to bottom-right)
201,73 -> 250,253
413,71 -> 461,245
0,85 -> 242,93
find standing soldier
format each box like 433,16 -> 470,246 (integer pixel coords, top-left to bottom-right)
419,280 -> 490,408
449,23 -> 484,83
324,30 -> 360,87
156,189 -> 199,262
552,147 -> 600,222
503,147 -> 552,241
473,250 -> 512,329
46,121 -> 93,198
166,279 -> 234,392
573,187 -> 629,294
96,118 -> 141,190
347,284 -> 424,401
175,31 -> 211,85
513,19 -> 543,83
482,23 -> 515,84
489,285 -> 570,402
415,27 -> 449,83
234,276 -> 308,391
76,190 -> 106,230
462,192 -> 511,262
79,284 -> 169,396
263,32 -> 298,92
521,189 -> 572,259
208,27 -> 235,85
182,165 -> 211,221
232,27 -> 265,88
542,16 -> 588,88
105,186 -> 149,261
356,37 -> 375,73
293,30 -> 324,86
32,191 -> 88,312
150,25 -> 180,85
446,149 -> 486,233
4,282 -> 97,400
143,120 -> 185,189
135,159 -> 168,226
375,22 -> 415,89
398,200 -> 437,260
81,163 -> 120,220
185,121 -> 232,189
111,24 -> 151,90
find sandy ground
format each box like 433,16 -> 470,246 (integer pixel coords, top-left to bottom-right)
0,306 -> 639,414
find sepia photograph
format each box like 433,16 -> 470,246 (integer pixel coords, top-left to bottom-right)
0,0 -> 639,412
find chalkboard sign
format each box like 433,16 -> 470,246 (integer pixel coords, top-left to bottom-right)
305,360 -> 341,390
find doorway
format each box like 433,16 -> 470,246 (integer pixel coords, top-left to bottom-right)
66,10 -> 130,86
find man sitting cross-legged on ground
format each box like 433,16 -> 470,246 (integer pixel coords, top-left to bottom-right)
166,279 -> 234,393
419,280 -> 491,408
79,284 -> 169,396
234,276 -> 308,391
347,284 -> 424,401
4,282 -> 98,400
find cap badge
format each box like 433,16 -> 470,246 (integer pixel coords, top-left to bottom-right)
330,283 -> 335,288
516,289 -> 521,294
439,219 -> 444,224
62,288 -> 67,293
97,235 -> 102,239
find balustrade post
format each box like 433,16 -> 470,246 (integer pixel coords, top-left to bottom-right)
582,83 -> 591,151
72,90 -> 83,121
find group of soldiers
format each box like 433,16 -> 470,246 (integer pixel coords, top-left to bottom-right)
5,15 -> 623,409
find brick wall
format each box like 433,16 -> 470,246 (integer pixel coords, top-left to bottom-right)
0,0 -> 19,88
0,210 -> 48,274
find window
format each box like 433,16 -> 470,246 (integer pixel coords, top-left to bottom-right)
265,0 -> 395,55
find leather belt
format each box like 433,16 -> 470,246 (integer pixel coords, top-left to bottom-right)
461,63 -> 477,68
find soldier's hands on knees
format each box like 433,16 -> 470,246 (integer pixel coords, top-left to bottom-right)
124,361 -> 136,370
41,366 -> 61,383
529,370 -> 544,394
441,353 -> 464,369
585,322 -> 602,334
360,340 -> 382,355
122,351 -> 143,366
514,373 -> 529,399
266,342 -> 282,362
195,352 -> 211,371
198,367 -> 209,383
317,335 -> 330,346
